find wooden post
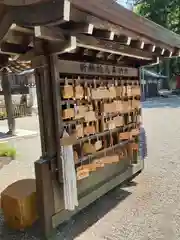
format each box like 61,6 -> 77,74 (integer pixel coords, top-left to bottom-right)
33,40 -> 58,239
35,158 -> 55,239
1,68 -> 15,135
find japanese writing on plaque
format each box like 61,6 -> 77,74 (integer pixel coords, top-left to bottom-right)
80,63 -> 128,75
58,60 -> 138,77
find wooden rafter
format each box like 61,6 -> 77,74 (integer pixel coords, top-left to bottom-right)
70,0 -> 180,48
0,0 -> 178,62
35,26 -> 65,42
76,37 -> 153,60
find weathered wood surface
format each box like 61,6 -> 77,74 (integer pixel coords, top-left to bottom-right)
69,0 -> 180,48
55,59 -> 138,77
0,0 -> 178,59
35,158 -> 55,238
0,0 -> 49,5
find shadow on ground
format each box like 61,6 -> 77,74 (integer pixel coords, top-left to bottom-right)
0,186 -> 132,240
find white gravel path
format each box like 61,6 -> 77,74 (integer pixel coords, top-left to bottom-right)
1,96 -> 180,240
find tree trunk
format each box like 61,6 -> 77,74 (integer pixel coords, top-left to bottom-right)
1,68 -> 15,135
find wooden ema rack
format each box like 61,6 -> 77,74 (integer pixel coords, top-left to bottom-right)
42,59 -> 143,232
55,60 -> 141,184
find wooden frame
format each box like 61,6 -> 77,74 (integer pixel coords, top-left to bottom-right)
0,1 -> 179,239
54,59 -> 138,76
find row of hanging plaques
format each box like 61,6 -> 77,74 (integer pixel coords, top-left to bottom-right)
60,78 -> 141,181
62,80 -> 141,100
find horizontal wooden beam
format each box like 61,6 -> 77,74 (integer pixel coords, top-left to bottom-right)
131,40 -> 145,50
83,49 -> 94,57
62,22 -> 94,35
144,43 -> 156,53
76,36 -> 153,60
115,35 -> 132,45
0,42 -> 32,55
96,51 -> 105,59
54,59 -> 138,76
48,36 -> 77,55
35,26 -> 65,41
93,29 -> 115,40
11,0 -> 70,26
4,30 -> 33,46
10,24 -> 34,34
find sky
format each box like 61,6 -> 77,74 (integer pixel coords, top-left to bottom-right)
117,0 -> 133,9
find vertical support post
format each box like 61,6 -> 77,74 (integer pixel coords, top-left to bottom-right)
50,55 -> 63,183
35,158 -> 55,239
1,68 -> 15,135
33,41 -> 58,239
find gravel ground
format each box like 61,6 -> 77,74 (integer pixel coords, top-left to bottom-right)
1,96 -> 180,239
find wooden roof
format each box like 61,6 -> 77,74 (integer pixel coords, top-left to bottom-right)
0,0 -> 179,68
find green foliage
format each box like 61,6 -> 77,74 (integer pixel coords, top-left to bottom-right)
134,0 -> 180,34
0,142 -> 16,159
0,111 -> 7,118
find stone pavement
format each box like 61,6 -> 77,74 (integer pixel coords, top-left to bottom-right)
1,97 -> 180,239
0,116 -> 40,194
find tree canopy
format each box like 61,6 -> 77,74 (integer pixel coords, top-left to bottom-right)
134,0 -> 180,34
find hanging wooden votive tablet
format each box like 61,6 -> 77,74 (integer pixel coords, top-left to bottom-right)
119,131 -> 131,140
114,115 -> 124,127
122,85 -> 126,97
62,108 -> 75,119
74,105 -> 88,119
60,133 -> 77,146
83,141 -> 96,155
132,99 -> 141,109
103,102 -> 116,114
108,85 -> 116,99
84,123 -> 96,136
75,84 -> 84,99
85,110 -> 97,122
100,154 -> 119,165
132,86 -> 141,97
94,140 -> 103,151
75,124 -> 84,138
114,100 -> 123,112
77,163 -> 97,174
126,85 -> 132,97
92,159 -> 104,168
62,82 -> 74,99
108,118 -> 116,130
91,86 -> 109,100
122,100 -> 131,113
76,166 -> 89,181
116,86 -> 122,97
131,128 -> 140,137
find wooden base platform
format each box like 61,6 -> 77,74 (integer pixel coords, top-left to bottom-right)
52,159 -> 144,228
